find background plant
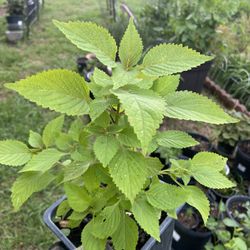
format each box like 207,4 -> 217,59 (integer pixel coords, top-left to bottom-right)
213,111 -> 250,147
0,18 -> 237,250
139,0 -> 244,53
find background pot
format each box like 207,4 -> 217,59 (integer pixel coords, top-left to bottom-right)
226,195 -> 250,232
182,132 -> 212,158
235,140 -> 250,180
6,15 -> 24,31
172,207 -> 211,250
216,142 -> 235,159
43,197 -> 175,250
178,61 -> 213,93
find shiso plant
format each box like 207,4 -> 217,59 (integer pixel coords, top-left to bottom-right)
0,19 -> 238,249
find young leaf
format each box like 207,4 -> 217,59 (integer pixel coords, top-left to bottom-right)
93,134 -> 120,167
184,185 -> 210,224
156,130 -> 199,148
165,91 -> 238,124
112,213 -> 138,250
190,152 -> 235,189
152,75 -> 180,97
5,70 -> 90,116
54,20 -> 117,68
146,182 -> 186,213
42,115 -> 64,147
55,133 -> 73,151
132,194 -> 160,241
63,162 -> 90,183
112,65 -> 140,89
89,98 -> 112,121
111,88 -> 165,151
20,148 -> 65,173
68,118 -> 84,141
28,131 -> 43,149
109,149 -> 148,202
92,68 -> 113,87
119,18 -> 143,69
64,183 -> 92,212
142,44 -> 212,76
91,203 -> 121,239
0,140 -> 31,166
81,220 -> 107,250
118,127 -> 141,148
11,172 -> 55,211
146,157 -> 163,176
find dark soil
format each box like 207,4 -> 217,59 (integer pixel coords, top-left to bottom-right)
239,141 -> 250,155
178,211 -> 199,229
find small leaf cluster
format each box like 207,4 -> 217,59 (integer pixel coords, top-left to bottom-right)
0,19 -> 238,249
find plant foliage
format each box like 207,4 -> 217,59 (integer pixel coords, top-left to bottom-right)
0,19 -> 237,249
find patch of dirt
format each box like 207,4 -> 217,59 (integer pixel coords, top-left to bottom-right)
0,5 -> 6,17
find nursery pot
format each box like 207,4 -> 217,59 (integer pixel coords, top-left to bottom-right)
182,132 -> 212,158
6,15 -> 24,31
216,142 -> 235,159
178,60 -> 213,93
43,197 -> 175,250
226,195 -> 250,232
235,140 -> 250,180
172,206 -> 212,250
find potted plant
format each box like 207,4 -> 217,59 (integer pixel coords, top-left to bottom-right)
205,200 -> 250,250
235,140 -> 250,180
213,111 -> 250,159
226,195 -> 250,232
172,205 -> 212,250
0,19 -> 237,249
5,0 -> 25,42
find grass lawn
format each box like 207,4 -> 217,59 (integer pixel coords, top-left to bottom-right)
0,0 -> 148,249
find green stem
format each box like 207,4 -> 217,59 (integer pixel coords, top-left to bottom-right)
115,104 -> 120,124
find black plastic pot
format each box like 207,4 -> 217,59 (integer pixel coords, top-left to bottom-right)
6,15 -> 24,31
172,208 -> 212,250
216,142 -> 235,159
235,140 -> 250,180
226,195 -> 250,232
43,197 -> 175,250
178,61 -> 213,93
182,132 -> 212,158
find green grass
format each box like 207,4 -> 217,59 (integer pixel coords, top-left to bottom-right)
0,0 -> 148,249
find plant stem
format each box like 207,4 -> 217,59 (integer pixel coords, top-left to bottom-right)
115,104 -> 120,124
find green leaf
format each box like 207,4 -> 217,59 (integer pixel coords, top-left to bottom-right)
6,69 -> 90,116
91,203 -> 121,239
63,162 -> 90,183
55,133 -> 73,151
118,127 -> 141,148
54,20 -> 117,68
28,131 -> 43,149
146,182 -> 186,213
165,91 -> 238,124
92,68 -> 113,87
132,194 -> 160,241
0,140 -> 31,166
184,186 -> 210,224
81,220 -> 107,250
146,157 -> 163,176
89,98 -> 112,121
93,134 -> 120,167
112,65 -> 140,89
156,130 -> 199,148
142,44 -> 212,76
119,18 -> 143,69
64,183 -> 92,212
152,75 -> 180,97
56,200 -> 70,217
190,152 -> 235,189
111,88 -> 165,150
112,213 -> 138,250
42,115 -> 64,147
109,149 -> 148,202
20,148 -> 65,173
11,172 -> 55,211
68,118 -> 84,141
